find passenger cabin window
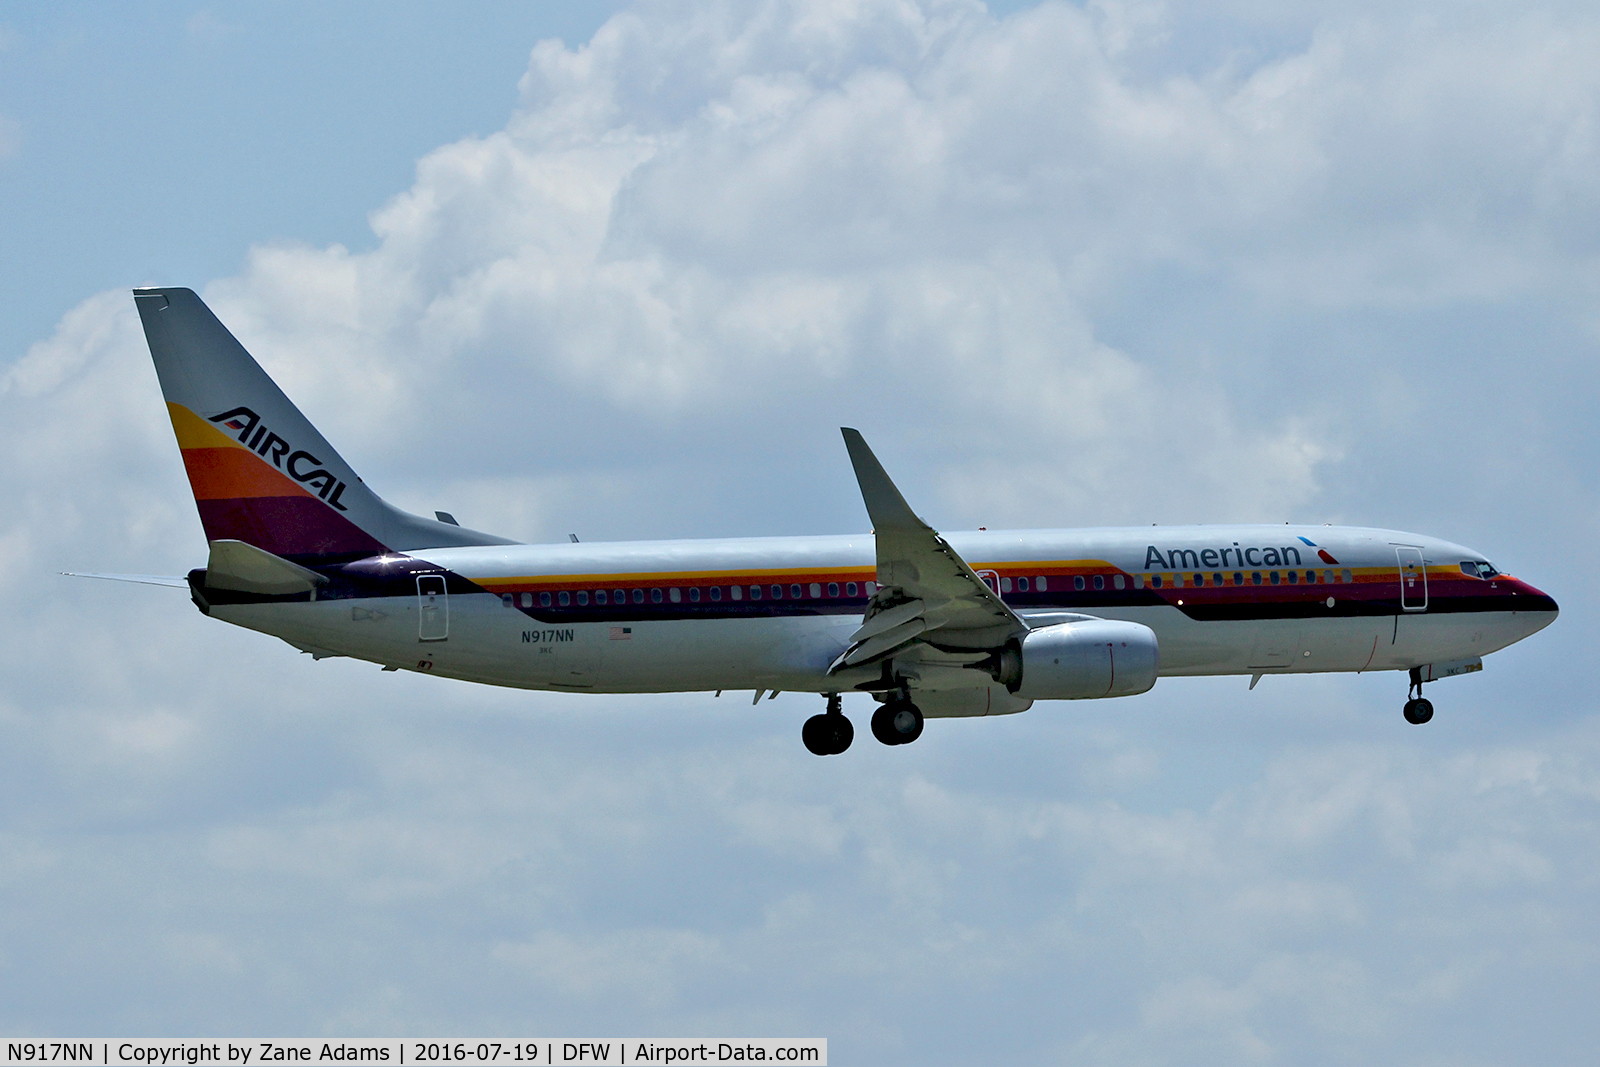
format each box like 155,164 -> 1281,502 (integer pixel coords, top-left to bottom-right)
1037,576 -> 1048,591
577,591 -> 589,605
1000,577 -> 1013,593
828,582 -> 839,597
846,582 -> 858,597
1193,573 -> 1204,586
729,586 -> 740,600
689,588 -> 701,602
614,589 -> 627,604
558,591 -> 570,606
1172,573 -> 1183,588
710,587 -> 722,601
750,585 -> 762,600
1114,575 -> 1126,590
1074,576 -> 1086,591
596,590 -> 608,605
810,583 -> 822,598
1270,572 -> 1280,585
1341,569 -> 1352,583
1212,572 -> 1223,586
520,593 -> 533,608
540,592 -> 552,607
650,589 -> 663,604
789,584 -> 801,599
1017,577 -> 1029,592
1151,575 -> 1163,589
501,594 -> 513,608
632,589 -> 645,604
865,581 -> 877,596
1323,570 -> 1333,584
1252,572 -> 1262,585
669,588 -> 681,603
1286,571 -> 1297,584
1093,575 -> 1105,591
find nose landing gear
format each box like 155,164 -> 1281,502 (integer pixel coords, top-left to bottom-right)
1403,667 -> 1434,725
802,693 -> 854,755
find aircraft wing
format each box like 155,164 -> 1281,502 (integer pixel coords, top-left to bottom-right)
831,429 -> 1028,672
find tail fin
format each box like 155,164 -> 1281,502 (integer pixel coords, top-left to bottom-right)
134,287 -> 516,564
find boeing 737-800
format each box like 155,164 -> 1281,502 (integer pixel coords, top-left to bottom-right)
74,288 -> 1558,755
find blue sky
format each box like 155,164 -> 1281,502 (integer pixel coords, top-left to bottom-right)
2,1 -> 1598,1062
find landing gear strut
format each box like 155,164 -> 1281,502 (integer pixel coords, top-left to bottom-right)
870,696 -> 924,746
1403,667 -> 1434,725
802,693 -> 854,755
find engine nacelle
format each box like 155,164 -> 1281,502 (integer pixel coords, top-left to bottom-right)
1001,619 -> 1159,700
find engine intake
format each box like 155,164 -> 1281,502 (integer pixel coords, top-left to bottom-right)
997,619 -> 1159,700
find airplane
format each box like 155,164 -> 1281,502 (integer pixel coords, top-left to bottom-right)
69,287 -> 1559,755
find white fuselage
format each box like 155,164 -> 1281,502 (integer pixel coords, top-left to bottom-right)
207,524 -> 1557,704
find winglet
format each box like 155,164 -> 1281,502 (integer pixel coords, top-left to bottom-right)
841,428 -> 924,532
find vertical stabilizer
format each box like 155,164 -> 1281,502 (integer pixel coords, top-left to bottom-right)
134,287 -> 515,563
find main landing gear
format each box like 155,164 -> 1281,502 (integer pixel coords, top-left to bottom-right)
802,694 -> 855,756
870,695 -> 924,746
1403,667 -> 1434,725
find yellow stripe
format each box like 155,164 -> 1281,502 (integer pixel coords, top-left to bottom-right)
168,403 -> 250,451
481,565 -> 878,588
479,560 -> 1392,589
478,558 -> 1122,588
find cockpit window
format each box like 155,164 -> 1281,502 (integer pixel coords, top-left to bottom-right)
1460,560 -> 1500,579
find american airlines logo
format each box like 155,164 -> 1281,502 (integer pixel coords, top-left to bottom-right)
1144,537 -> 1340,571
208,406 -> 350,511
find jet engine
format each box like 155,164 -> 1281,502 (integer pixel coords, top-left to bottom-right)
994,618 -> 1160,700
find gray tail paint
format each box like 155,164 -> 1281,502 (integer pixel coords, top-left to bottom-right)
134,287 -> 517,562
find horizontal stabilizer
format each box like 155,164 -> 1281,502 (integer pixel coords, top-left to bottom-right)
205,539 -> 327,595
62,572 -> 189,588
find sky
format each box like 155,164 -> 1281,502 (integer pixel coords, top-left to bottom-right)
2,0 -> 1598,1061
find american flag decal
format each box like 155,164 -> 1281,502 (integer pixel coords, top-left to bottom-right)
610,626 -> 632,641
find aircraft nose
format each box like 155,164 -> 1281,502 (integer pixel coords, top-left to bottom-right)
1509,577 -> 1559,623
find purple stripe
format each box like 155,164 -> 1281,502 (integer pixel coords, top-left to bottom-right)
196,496 -> 387,561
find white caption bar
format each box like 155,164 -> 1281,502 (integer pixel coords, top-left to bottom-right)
0,1043 -> 824,1067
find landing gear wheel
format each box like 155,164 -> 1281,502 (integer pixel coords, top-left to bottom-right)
871,700 -> 924,745
802,706 -> 854,755
1403,697 -> 1434,725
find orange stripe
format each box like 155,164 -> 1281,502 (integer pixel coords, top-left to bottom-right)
181,446 -> 316,501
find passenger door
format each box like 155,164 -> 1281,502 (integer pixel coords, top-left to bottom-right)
1395,546 -> 1427,612
417,574 -> 449,640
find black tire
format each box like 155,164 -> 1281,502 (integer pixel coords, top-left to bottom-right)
891,703 -> 924,744
825,714 -> 854,754
872,700 -> 924,745
1403,698 -> 1434,725
802,713 -> 833,754
871,704 -> 903,746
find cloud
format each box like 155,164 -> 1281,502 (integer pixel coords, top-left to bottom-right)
1,0 -> 1597,1060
